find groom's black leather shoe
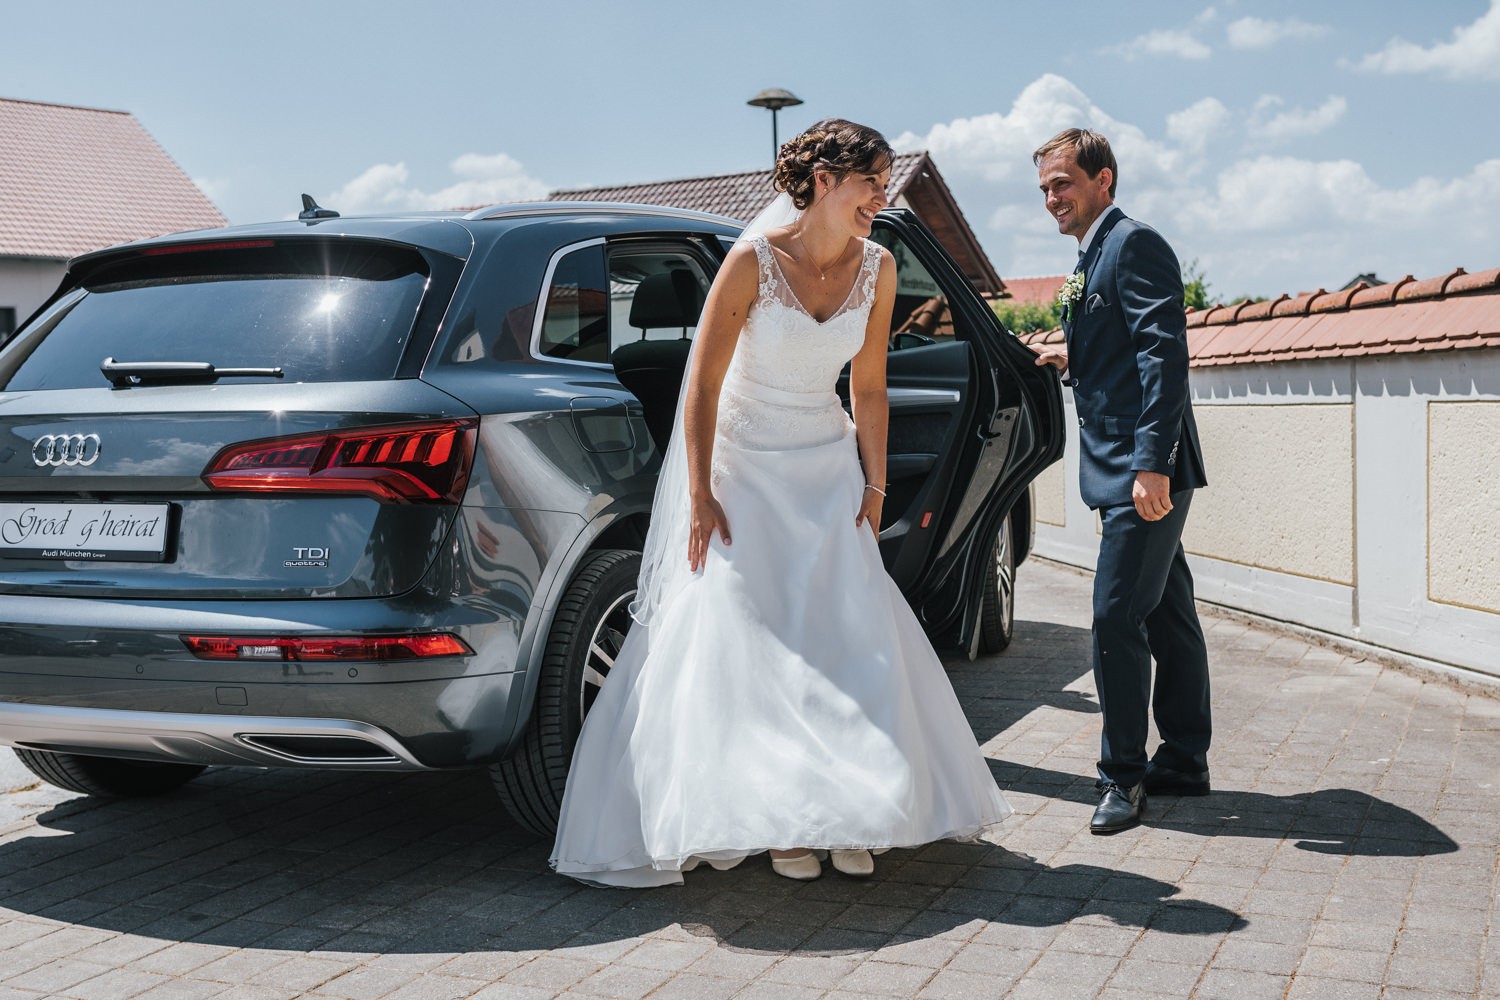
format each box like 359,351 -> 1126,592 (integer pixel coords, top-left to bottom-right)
1143,761 -> 1211,797
1090,782 -> 1145,834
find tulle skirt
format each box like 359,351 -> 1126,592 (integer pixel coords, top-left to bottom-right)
550,377 -> 1010,887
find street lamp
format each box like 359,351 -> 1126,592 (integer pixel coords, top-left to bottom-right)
747,88 -> 803,164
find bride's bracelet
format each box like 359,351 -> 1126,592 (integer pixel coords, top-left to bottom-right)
864,484 -> 887,497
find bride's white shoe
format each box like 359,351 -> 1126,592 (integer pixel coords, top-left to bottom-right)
829,849 -> 875,877
769,851 -> 823,880
680,855 -> 744,873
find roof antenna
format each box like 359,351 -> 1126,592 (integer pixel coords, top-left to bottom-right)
299,194 -> 339,220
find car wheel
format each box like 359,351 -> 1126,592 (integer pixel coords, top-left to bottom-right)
12,748 -> 205,797
490,548 -> 639,837
978,516 -> 1016,655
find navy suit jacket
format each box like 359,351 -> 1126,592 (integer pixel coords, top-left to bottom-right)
1063,207 -> 1207,509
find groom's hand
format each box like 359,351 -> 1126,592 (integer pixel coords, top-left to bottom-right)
1030,344 -> 1069,371
1132,471 -> 1172,522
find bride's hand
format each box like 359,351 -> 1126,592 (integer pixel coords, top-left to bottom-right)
688,495 -> 731,572
855,489 -> 883,539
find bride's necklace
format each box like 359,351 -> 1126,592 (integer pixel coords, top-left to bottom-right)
794,229 -> 844,281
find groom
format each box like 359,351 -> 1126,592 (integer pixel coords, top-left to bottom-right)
1030,129 -> 1211,834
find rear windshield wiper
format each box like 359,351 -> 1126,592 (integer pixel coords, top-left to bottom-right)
101,358 -> 285,388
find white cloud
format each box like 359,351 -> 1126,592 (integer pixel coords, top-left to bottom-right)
1354,0 -> 1500,80
325,152 -> 548,213
192,176 -> 230,206
1226,16 -> 1330,50
1167,98 -> 1230,153
894,73 -> 1182,191
902,74 -> 1499,298
1248,95 -> 1348,142
1110,28 -> 1211,61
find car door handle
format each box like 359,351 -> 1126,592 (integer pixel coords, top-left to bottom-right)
887,387 -> 961,409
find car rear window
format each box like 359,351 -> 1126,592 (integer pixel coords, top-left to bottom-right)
4,240 -> 431,390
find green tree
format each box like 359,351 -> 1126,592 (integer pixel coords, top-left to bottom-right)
991,299 -> 1063,334
1182,260 -> 1218,310
1182,259 -> 1213,311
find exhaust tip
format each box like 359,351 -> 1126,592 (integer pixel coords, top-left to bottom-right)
238,734 -> 400,764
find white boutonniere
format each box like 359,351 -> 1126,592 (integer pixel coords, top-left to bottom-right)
1058,270 -> 1086,319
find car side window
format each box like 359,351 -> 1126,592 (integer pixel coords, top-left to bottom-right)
606,249 -> 711,353
536,243 -> 610,363
870,229 -> 952,350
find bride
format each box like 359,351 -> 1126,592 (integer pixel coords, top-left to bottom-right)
550,119 -> 1010,887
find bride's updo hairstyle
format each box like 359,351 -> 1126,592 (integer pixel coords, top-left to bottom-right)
773,118 -> 894,211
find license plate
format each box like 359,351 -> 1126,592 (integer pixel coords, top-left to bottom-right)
0,502 -> 172,562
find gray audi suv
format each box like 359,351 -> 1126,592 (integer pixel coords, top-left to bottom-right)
0,200 -> 1063,834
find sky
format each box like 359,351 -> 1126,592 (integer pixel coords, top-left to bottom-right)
4,0 -> 1497,300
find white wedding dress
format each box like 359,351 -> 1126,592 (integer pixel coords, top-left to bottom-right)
550,235 -> 1010,887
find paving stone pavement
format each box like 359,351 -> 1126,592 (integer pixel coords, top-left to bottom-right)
2,558 -> 1498,1000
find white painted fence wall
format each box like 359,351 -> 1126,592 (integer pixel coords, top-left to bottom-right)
1028,348 -> 1500,684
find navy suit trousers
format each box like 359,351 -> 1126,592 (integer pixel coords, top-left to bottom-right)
1093,491 -> 1211,787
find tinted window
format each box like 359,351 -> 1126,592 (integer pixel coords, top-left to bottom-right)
608,251 -> 710,352
537,244 -> 610,363
871,229 -> 953,348
3,241 -> 429,390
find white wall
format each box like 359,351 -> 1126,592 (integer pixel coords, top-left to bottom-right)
1030,350 -> 1500,683
0,257 -> 66,332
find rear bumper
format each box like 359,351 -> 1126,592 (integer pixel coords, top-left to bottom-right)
0,702 -> 434,770
0,591 -> 527,769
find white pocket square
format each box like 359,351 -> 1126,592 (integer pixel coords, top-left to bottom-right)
1086,293 -> 1107,314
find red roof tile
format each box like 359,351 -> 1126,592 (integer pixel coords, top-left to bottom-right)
1448,267 -> 1500,294
997,275 -> 1067,308
1397,268 -> 1462,301
0,96 -> 225,259
1273,290 -> 1322,317
1236,295 -> 1285,322
1013,263 -> 1500,365
1311,286 -> 1361,313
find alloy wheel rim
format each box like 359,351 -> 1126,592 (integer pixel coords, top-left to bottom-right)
580,590 -> 636,717
996,523 -> 1014,633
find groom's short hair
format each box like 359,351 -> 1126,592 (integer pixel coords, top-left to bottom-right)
1033,129 -> 1118,199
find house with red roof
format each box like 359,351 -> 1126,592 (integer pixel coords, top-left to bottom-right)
551,151 -> 1002,296
996,274 -> 1067,310
0,96 -> 225,338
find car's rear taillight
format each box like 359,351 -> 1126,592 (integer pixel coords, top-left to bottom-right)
202,419 -> 478,504
181,633 -> 472,661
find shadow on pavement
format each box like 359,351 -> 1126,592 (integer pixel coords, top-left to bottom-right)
1,765 -> 1242,956
964,615 -> 1459,861
0,609 -> 1252,955
992,762 -> 1458,858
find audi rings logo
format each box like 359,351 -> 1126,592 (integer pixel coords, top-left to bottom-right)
31,433 -> 102,468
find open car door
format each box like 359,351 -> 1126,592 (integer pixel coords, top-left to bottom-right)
858,209 -> 1064,652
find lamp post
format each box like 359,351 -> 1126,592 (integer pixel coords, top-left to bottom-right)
747,88 -> 803,164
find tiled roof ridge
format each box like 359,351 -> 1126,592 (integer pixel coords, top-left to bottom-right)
0,94 -> 129,116
1185,266 -> 1497,329
552,150 -> 928,197
1012,262 -> 1500,363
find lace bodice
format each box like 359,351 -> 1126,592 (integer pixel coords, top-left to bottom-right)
725,235 -> 882,394
713,235 -> 881,463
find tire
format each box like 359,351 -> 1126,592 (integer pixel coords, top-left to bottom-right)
12,748 -> 204,797
977,515 -> 1016,655
491,548 -> 640,836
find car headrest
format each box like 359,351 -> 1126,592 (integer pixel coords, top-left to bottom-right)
628,270 -> 703,330
611,336 -> 694,369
